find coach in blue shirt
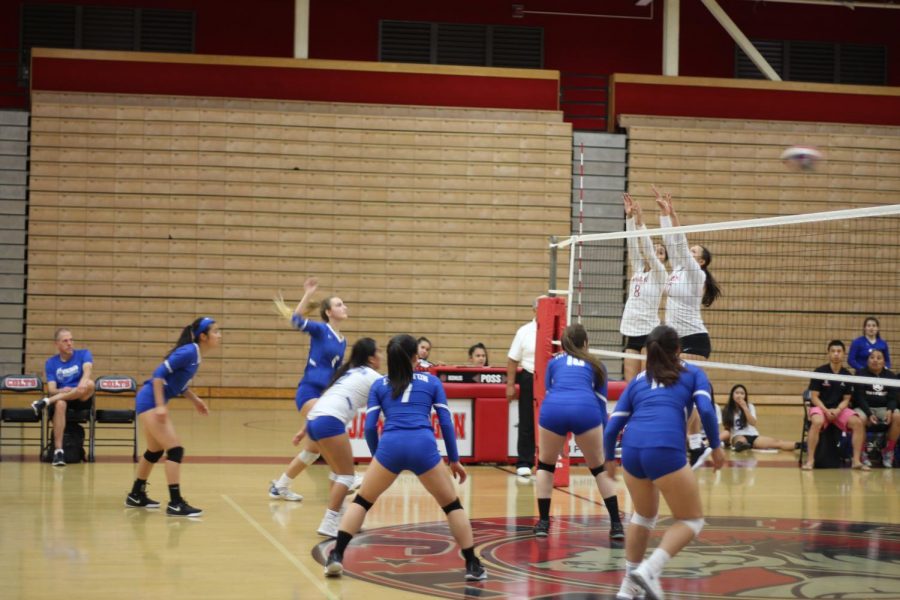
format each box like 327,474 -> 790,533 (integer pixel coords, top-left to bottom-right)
32,328 -> 95,466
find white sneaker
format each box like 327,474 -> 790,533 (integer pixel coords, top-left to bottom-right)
268,480 -> 303,501
317,511 -> 340,538
630,563 -> 664,600
616,576 -> 646,599
516,466 -> 532,477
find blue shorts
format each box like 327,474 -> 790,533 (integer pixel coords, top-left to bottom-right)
135,384 -> 162,415
307,415 -> 347,441
538,400 -> 605,436
621,446 -> 687,480
374,430 -> 442,475
295,382 -> 325,411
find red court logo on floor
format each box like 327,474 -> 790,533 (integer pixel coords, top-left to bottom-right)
313,514 -> 900,599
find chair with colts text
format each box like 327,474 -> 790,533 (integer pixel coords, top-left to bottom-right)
0,374 -> 46,460
90,375 -> 139,462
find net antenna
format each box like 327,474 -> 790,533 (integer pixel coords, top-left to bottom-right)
550,203 -> 900,393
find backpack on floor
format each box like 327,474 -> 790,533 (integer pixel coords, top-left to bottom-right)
42,422 -> 87,463
813,425 -> 847,469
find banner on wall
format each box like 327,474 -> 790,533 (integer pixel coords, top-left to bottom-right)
506,400 -> 584,459
348,399 -> 473,458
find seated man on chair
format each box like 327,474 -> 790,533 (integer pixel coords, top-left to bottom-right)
853,348 -> 899,468
804,340 -> 868,471
31,328 -> 95,466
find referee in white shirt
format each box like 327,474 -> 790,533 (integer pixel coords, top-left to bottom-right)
506,297 -> 541,477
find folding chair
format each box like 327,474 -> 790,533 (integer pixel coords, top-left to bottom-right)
0,374 -> 46,460
90,375 -> 138,462
43,389 -> 93,464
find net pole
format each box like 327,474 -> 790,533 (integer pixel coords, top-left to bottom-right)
576,142 -> 585,323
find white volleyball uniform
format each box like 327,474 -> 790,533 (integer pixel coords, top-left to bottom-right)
308,366 -> 382,426
660,214 -> 708,337
620,217 -> 667,337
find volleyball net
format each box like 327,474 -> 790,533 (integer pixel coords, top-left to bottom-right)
551,203 -> 900,396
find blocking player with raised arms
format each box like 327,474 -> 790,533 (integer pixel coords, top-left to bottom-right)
324,334 -> 486,582
532,324 -> 624,540
305,337 -> 383,537
620,192 -> 668,382
124,317 -> 221,517
604,325 -> 725,600
268,276 -> 349,501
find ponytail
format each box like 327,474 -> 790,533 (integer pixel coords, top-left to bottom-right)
560,324 -> 605,386
697,245 -> 721,307
166,316 -> 214,358
327,337 -> 378,388
387,334 -> 418,398
645,325 -> 683,387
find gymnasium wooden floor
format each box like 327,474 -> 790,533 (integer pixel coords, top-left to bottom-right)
1,406 -> 898,600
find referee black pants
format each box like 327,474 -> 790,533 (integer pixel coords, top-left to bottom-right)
516,370 -> 535,469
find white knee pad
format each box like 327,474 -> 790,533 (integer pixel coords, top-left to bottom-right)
629,512 -> 658,530
333,474 -> 356,489
678,517 -> 705,537
298,450 -> 320,465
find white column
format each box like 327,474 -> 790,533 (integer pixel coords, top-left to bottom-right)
294,0 -> 310,59
662,0 -> 680,76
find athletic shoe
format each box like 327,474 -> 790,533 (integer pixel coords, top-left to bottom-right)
52,449 -> 66,467
324,550 -> 343,577
533,518 -> 550,538
516,466 -> 532,477
465,557 -> 487,581
689,445 -> 713,470
268,480 -> 303,501
609,520 -> 625,540
125,490 -> 161,509
860,455 -> 872,469
616,577 -> 646,600
317,511 -> 340,538
166,500 -> 203,517
631,563 -> 664,600
31,398 -> 48,415
732,440 -> 751,452
883,449 -> 894,468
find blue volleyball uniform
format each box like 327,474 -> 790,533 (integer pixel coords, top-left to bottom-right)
364,372 -> 459,475
604,363 -> 720,480
45,349 -> 94,389
538,353 -> 608,436
291,315 -> 347,409
135,343 -> 202,415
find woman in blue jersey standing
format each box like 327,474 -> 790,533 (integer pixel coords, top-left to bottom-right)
323,334 -> 486,582
604,325 -> 725,600
532,324 -> 624,540
124,317 -> 221,517
848,316 -> 891,373
268,277 -> 349,501
621,192 -> 668,382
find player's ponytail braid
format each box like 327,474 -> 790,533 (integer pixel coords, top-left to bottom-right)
387,334 -> 418,398
561,324 -> 606,386
645,325 -> 684,387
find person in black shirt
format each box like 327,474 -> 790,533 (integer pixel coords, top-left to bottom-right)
852,349 -> 899,468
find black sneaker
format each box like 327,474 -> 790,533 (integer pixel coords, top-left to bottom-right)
51,449 -> 66,467
166,500 -> 203,517
465,558 -> 487,581
689,445 -> 713,470
533,519 -> 550,538
732,440 -> 751,452
609,520 -> 625,540
126,491 -> 161,509
31,398 -> 48,416
324,550 -> 343,577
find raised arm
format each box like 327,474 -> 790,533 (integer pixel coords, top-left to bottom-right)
294,277 -> 319,318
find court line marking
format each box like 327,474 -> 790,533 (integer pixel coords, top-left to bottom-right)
221,494 -> 339,600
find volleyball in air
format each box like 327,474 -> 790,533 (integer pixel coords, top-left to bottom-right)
780,146 -> 822,171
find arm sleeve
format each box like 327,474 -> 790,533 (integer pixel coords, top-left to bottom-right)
507,327 -> 524,362
693,370 -> 721,449
847,339 -> 864,371
595,368 -> 609,427
883,342 -> 892,370
44,358 -> 56,385
160,344 -> 196,374
364,385 -> 383,455
82,349 -> 94,363
625,218 -> 643,275
660,214 -> 698,274
433,381 -> 459,462
888,375 -> 898,412
603,385 -> 633,459
291,315 -> 325,339
853,383 -> 871,416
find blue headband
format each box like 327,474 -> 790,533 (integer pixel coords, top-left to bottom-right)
193,317 -> 215,339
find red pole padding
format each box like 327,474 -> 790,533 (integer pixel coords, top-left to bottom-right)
533,296 -> 570,486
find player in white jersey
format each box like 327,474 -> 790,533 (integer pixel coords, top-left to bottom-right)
655,189 -> 722,470
620,192 -> 668,381
305,338 -> 383,537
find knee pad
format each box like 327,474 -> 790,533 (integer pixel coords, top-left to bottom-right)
143,449 -> 164,464
353,494 -> 374,512
166,446 -> 184,463
589,464 -> 605,477
333,474 -> 356,489
678,517 -> 705,537
442,498 -> 463,515
298,450 -> 320,465
537,460 -> 556,474
629,512 -> 658,530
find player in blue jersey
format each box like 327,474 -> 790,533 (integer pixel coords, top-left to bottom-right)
532,324 -> 624,540
124,317 -> 221,517
323,334 -> 487,582
268,276 -> 350,501
604,325 -> 725,600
